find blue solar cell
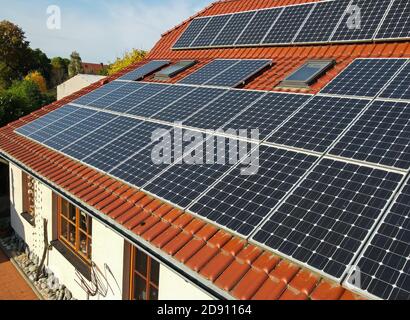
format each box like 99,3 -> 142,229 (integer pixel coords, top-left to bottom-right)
236,8 -> 282,45
331,0 -> 391,42
173,18 -> 211,48
72,81 -> 126,106
379,63 -> 410,101
152,87 -> 227,123
267,96 -> 369,153
253,158 -> 403,280
376,0 -> 410,40
263,3 -> 316,44
190,146 -> 318,236
347,176 -> 410,300
29,108 -> 98,143
179,60 -> 238,86
184,90 -> 265,130
87,82 -> 146,109
15,105 -> 80,137
320,59 -> 407,97
127,85 -> 194,118
223,93 -> 311,140
330,100 -> 410,170
212,11 -> 256,46
190,15 -> 232,48
119,60 -> 170,81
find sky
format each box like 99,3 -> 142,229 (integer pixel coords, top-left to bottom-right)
0,0 -> 214,63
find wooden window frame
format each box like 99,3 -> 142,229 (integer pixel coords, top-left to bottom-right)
57,196 -> 92,264
21,172 -> 35,226
129,246 -> 159,300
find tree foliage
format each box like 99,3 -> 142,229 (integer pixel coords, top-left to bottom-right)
50,57 -> 70,87
0,20 -> 32,88
68,51 -> 83,78
107,49 -> 147,75
25,71 -> 47,93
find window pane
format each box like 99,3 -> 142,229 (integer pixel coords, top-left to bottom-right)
80,211 -> 87,231
79,232 -> 88,256
60,218 -> 68,241
61,199 -> 69,217
134,275 -> 147,300
150,259 -> 160,286
149,287 -> 158,300
88,237 -> 92,259
88,216 -> 92,235
68,223 -> 76,246
68,204 -> 76,223
135,250 -> 147,276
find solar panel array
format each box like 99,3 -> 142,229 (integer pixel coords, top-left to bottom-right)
320,59 -> 407,98
179,59 -> 272,87
15,57 -> 410,300
173,0 -> 410,49
118,60 -> 170,81
347,175 -> 410,300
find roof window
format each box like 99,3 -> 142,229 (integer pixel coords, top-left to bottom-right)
154,60 -> 197,81
280,59 -> 336,88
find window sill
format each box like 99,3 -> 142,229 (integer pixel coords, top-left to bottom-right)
51,240 -> 91,281
20,212 -> 35,227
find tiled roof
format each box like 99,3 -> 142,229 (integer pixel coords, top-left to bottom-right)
2,0 -> 409,300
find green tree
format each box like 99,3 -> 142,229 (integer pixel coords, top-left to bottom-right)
50,57 -> 70,87
68,51 -> 83,78
27,48 -> 52,85
0,20 -> 32,88
107,49 -> 147,75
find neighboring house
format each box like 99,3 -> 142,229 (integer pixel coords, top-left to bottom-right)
0,0 -> 409,301
82,62 -> 107,75
57,74 -> 106,100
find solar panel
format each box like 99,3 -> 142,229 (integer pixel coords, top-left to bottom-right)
205,60 -> 272,88
152,87 -> 227,123
330,100 -> 410,170
376,0 -> 410,40
126,85 -> 194,118
184,90 -> 265,130
331,0 -> 392,42
263,3 -> 316,45
212,11 -> 256,46
189,146 -> 318,236
253,158 -> 403,280
223,93 -> 311,140
87,82 -> 146,109
60,116 -> 141,161
28,108 -> 98,143
295,0 -> 350,43
15,105 -> 80,137
267,96 -> 369,153
236,8 -> 282,45
118,60 -> 170,81
108,127 -> 196,188
190,15 -> 232,48
173,18 -> 211,48
40,111 -> 116,150
379,62 -> 410,101
84,122 -> 172,173
154,60 -> 197,80
320,59 -> 407,98
179,60 -> 239,85
142,136 -> 241,209
72,81 -> 126,106
105,83 -> 169,113
346,175 -> 410,300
